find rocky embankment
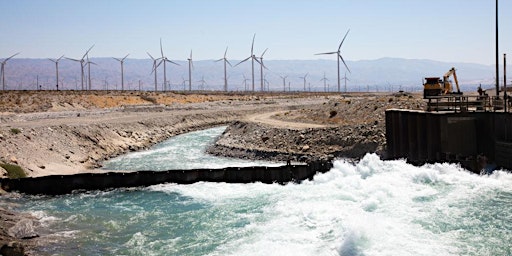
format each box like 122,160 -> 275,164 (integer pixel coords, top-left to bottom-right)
207,120 -> 384,161
208,93 -> 426,162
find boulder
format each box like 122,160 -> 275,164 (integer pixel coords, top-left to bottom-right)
8,219 -> 39,239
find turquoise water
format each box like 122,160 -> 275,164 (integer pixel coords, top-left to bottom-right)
4,128 -> 512,255
102,126 -> 284,171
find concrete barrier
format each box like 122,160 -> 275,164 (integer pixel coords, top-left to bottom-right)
385,109 -> 512,173
0,161 -> 333,195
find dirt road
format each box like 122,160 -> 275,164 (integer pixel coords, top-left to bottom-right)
245,111 -> 327,129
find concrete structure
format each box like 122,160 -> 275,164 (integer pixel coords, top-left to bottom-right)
0,161 -> 332,195
385,109 -> 512,173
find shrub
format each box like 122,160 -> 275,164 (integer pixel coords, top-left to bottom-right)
140,95 -> 158,104
0,163 -> 26,178
10,128 -> 21,134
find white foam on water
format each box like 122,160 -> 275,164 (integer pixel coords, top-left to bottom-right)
150,153 -> 512,256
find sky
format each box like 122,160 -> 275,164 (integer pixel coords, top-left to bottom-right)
1,0 -> 511,65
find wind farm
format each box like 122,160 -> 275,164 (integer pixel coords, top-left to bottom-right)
0,29 -> 501,94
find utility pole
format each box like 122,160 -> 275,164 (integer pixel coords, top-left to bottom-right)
504,53 -> 507,112
495,0 -> 499,97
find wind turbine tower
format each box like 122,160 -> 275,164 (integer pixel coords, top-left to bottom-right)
1,53 -> 20,90
320,72 -> 329,92
235,34 -> 257,92
85,54 -> 97,90
198,76 -> 206,90
147,52 -> 161,91
315,29 -> 351,92
342,72 -> 350,93
299,73 -> 309,91
242,74 -> 250,91
113,54 -> 129,91
160,39 -> 179,91
188,50 -> 193,91
215,47 -> 232,91
279,75 -> 288,92
257,48 -> 268,92
48,55 -> 64,90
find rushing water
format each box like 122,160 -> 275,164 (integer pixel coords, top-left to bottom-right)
4,128 -> 512,255
102,126 -> 284,171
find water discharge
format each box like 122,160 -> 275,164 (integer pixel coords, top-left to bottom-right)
5,127 -> 512,255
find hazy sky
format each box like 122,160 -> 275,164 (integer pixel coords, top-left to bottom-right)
1,0 -> 511,65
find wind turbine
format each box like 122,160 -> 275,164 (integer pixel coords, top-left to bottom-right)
85,54 -> 97,90
113,54 -> 129,91
342,72 -> 350,92
187,50 -> 193,91
256,48 -> 268,92
181,76 -> 188,91
1,53 -> 20,90
299,73 -> 309,91
235,34 -> 258,92
242,74 -> 250,91
279,75 -> 288,92
48,55 -> 64,90
198,76 -> 206,90
160,38 -> 179,91
320,72 -> 329,92
147,52 -> 161,91
66,45 -> 94,90
264,74 -> 270,91
315,29 -> 351,92
215,46 -> 232,91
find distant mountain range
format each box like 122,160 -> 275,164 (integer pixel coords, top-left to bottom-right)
1,57 -> 500,93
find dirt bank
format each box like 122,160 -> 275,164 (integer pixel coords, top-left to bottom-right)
208,93 -> 426,161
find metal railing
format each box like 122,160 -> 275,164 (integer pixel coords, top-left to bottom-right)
426,95 -> 498,112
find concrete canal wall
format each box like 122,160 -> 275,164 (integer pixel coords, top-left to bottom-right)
385,109 -> 512,172
0,161 -> 332,195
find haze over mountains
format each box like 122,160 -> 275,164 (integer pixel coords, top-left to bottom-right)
2,57 -> 499,93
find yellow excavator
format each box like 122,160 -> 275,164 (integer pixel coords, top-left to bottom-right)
423,67 -> 462,98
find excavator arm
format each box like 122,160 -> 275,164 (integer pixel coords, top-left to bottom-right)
443,67 -> 461,94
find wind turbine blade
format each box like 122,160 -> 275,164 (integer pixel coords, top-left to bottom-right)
251,34 -> 255,55
66,57 -> 80,62
226,59 -> 232,67
190,50 -> 193,60
160,38 -> 164,57
261,48 -> 268,58
235,56 -> 251,67
156,59 -> 163,68
315,52 -> 337,55
122,54 -> 129,61
48,58 -> 56,63
4,53 -> 20,62
224,46 -> 228,58
113,57 -> 121,62
338,29 -> 350,51
57,55 -> 64,61
254,58 -> 262,65
215,58 -> 223,62
83,44 -> 94,59
305,73 -> 309,78
147,52 -> 155,60
168,60 -> 180,66
339,55 -> 351,73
